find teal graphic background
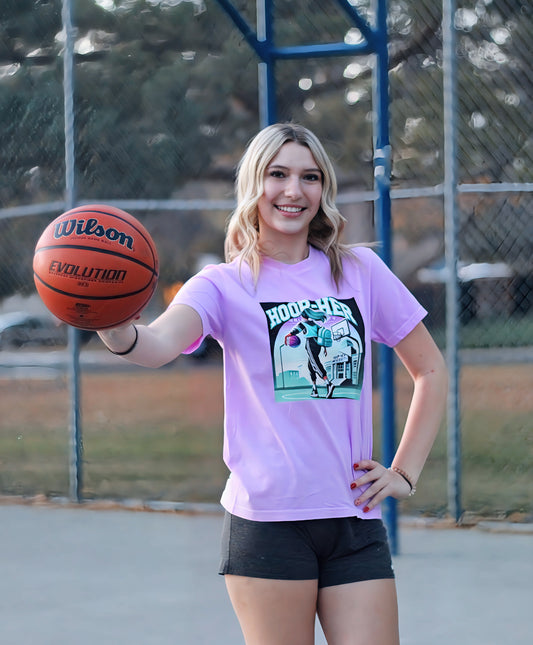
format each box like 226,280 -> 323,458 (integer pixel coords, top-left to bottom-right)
261,297 -> 365,402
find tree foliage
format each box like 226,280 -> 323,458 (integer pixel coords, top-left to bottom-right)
0,0 -> 532,297
1,0 -> 531,199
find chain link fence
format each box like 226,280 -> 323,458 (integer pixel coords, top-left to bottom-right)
0,0 -> 531,519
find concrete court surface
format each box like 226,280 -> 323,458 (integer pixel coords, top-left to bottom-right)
1,504 -> 531,645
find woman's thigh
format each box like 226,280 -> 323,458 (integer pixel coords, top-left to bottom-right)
225,574 -> 319,645
317,578 -> 400,645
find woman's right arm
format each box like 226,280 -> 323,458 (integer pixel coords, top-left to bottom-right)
97,304 -> 203,368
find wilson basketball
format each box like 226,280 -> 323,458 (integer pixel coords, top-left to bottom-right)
33,204 -> 159,330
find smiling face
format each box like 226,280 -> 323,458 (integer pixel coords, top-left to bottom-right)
256,141 -> 323,261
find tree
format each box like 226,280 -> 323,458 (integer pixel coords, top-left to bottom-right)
0,0 -> 532,298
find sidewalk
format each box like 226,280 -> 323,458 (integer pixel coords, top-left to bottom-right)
1,504 -> 531,645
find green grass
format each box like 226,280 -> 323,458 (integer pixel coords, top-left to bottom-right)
1,363 -> 531,520
374,363 -> 533,519
0,422 -> 69,497
82,421 -> 228,502
393,410 -> 532,518
430,315 -> 533,349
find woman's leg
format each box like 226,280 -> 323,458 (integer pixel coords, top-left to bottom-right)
225,575 -> 319,645
307,340 -> 327,380
317,578 -> 400,645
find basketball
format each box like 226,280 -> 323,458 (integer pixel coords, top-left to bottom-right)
286,334 -> 301,348
33,204 -> 159,330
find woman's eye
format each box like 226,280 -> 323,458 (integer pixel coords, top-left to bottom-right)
267,169 -> 321,182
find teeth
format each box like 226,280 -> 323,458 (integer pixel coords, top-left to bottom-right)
277,206 -> 304,213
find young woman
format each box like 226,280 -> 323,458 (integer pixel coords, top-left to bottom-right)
98,123 -> 447,645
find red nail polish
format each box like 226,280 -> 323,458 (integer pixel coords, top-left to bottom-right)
353,463 -> 359,469
350,482 -> 357,489
363,506 -> 370,513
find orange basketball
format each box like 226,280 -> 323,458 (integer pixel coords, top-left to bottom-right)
33,204 -> 159,330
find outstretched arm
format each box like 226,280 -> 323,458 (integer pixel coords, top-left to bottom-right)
97,303 -> 203,368
351,321 -> 448,511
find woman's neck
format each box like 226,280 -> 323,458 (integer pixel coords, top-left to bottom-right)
260,241 -> 310,265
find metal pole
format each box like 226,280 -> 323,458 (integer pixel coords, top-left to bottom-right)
443,0 -> 462,522
372,0 -> 398,554
62,0 -> 82,502
257,0 -> 276,125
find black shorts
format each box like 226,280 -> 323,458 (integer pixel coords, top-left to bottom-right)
219,512 -> 394,588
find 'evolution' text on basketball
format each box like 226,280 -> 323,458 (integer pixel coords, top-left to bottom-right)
49,260 -> 127,282
53,218 -> 134,250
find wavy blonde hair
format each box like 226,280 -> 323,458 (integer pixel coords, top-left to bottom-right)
225,123 -> 353,287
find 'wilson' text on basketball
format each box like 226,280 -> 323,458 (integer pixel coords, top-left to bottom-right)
53,218 -> 134,250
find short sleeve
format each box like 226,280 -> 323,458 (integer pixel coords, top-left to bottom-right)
168,266 -> 224,353
360,248 -> 427,347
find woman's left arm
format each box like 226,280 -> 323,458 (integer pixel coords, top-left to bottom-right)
390,321 -> 448,482
352,322 -> 448,511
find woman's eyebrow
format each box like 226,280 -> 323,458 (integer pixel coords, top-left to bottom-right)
267,163 -> 321,173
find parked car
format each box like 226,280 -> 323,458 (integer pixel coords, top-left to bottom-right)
0,312 -> 68,350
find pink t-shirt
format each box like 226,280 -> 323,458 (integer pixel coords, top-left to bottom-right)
171,246 -> 426,521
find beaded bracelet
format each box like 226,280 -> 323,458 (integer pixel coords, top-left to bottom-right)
107,325 -> 138,356
390,466 -> 417,497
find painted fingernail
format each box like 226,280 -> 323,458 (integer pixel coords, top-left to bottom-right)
350,482 -> 357,489
363,506 -> 370,513
353,463 -> 359,469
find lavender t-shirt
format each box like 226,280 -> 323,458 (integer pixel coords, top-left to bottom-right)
171,246 -> 426,521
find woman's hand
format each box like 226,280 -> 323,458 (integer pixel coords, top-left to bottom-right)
350,460 -> 412,513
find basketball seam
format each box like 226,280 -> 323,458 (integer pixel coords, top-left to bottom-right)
66,206 -> 158,266
35,244 -> 158,275
33,272 -> 156,301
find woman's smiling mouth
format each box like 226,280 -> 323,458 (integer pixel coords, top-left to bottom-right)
275,205 -> 306,214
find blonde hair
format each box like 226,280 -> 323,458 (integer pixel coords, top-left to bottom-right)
224,123 -> 353,287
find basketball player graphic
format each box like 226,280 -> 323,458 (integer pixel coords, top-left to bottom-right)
263,296 -> 366,402
284,308 -> 335,399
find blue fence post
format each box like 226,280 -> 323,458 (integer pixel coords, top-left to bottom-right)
257,0 -> 276,125
372,0 -> 397,554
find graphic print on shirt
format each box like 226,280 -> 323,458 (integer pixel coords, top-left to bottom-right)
261,297 -> 365,402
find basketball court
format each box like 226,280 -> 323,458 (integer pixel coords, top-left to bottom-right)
1,503 -> 531,645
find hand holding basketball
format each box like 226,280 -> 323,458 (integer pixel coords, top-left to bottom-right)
33,205 -> 159,330
285,333 -> 301,347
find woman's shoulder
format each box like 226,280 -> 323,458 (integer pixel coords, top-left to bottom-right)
346,244 -> 379,261
342,244 -> 381,271
339,245 -> 398,289
194,257 -> 240,279
191,256 -> 255,294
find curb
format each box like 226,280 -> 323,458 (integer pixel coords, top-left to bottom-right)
2,496 -> 532,534
476,520 -> 533,534
399,514 -> 533,534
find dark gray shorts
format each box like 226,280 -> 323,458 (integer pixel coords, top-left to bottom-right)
219,512 -> 394,588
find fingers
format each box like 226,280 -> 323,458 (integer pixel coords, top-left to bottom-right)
350,461 -> 411,513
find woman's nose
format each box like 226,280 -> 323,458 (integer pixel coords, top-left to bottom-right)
284,175 -> 303,198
